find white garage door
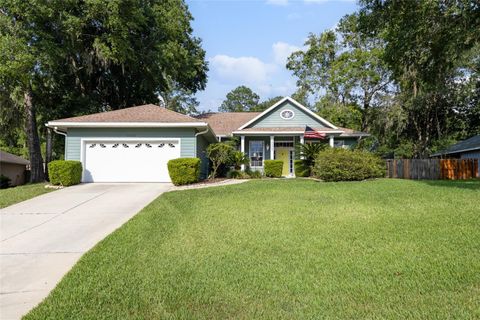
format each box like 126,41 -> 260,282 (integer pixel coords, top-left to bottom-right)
83,140 -> 181,182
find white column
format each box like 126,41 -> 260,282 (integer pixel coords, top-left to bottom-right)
240,135 -> 246,170
300,135 -> 305,159
270,135 -> 275,160
329,135 -> 334,147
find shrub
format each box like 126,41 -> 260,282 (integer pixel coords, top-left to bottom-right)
167,158 -> 200,186
313,148 -> 385,182
264,160 -> 283,178
230,151 -> 249,170
294,160 -> 310,177
48,160 -> 82,186
0,174 -> 11,189
207,143 -> 235,178
248,170 -> 262,179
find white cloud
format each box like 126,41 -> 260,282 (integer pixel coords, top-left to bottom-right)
209,55 -> 276,85
272,41 -> 303,65
305,0 -> 355,3
266,0 -> 288,5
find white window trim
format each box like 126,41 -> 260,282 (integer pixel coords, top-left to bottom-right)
249,140 -> 265,168
280,109 -> 295,120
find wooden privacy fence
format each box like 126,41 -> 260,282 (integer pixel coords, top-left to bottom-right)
386,159 -> 479,180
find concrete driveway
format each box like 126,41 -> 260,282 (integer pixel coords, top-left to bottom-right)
0,183 -> 171,320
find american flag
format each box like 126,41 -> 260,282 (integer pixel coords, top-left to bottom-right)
304,126 -> 326,139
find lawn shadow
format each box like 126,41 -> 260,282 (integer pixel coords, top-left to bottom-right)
415,179 -> 480,190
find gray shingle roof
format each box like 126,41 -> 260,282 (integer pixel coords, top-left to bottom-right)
0,150 -> 29,165
431,135 -> 480,156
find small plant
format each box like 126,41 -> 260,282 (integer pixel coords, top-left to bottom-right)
207,143 -> 235,178
230,151 -> 249,170
264,160 -> 283,178
167,158 -> 200,186
313,148 -> 385,182
296,142 -> 327,168
294,160 -> 310,177
248,170 -> 263,179
0,174 -> 11,189
48,160 -> 82,186
227,169 -> 250,179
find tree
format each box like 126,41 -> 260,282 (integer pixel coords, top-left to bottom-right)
286,14 -> 393,132
219,86 -> 260,112
254,96 -> 283,112
206,142 -> 235,178
0,0 -> 208,181
357,0 -> 480,155
162,88 -> 199,115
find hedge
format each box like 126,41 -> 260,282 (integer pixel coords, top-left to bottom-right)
294,160 -> 310,177
312,148 -> 385,182
48,160 -> 82,186
167,158 -> 200,186
264,160 -> 283,178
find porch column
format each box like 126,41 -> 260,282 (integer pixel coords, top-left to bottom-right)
240,135 -> 246,170
329,135 -> 334,147
300,135 -> 305,159
270,135 -> 275,160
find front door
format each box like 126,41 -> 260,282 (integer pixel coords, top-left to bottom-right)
276,147 -> 292,176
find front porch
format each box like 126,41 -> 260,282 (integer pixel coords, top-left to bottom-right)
237,134 -> 336,176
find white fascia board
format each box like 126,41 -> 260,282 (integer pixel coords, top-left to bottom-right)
237,96 -> 338,130
232,130 -> 345,135
232,131 -> 305,135
46,121 -> 209,128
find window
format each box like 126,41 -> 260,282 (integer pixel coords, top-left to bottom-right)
280,109 -> 295,120
334,140 -> 345,148
249,141 -> 264,167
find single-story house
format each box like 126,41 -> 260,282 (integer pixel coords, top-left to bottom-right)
47,97 -> 367,182
431,135 -> 480,159
0,150 -> 29,186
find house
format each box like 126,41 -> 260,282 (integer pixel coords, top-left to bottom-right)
431,135 -> 480,159
47,97 -> 367,182
0,150 -> 29,186
197,97 -> 368,176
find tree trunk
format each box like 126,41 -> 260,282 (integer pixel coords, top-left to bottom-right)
24,90 -> 45,182
45,127 -> 53,181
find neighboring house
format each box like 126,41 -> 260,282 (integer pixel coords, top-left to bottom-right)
47,97 -> 367,182
0,150 -> 29,186
197,97 -> 368,176
431,135 -> 480,160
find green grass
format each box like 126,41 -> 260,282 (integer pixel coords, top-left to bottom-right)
25,179 -> 480,319
0,183 -> 54,209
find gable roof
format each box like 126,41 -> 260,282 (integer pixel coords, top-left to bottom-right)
50,104 -> 202,123
195,112 -> 260,136
238,96 -> 338,130
431,135 -> 480,156
0,150 -> 29,165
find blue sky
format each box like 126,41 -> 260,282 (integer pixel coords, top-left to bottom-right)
186,0 -> 358,111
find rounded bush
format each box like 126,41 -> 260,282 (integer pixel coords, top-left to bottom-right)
294,160 -> 310,177
48,160 -> 82,186
167,158 -> 200,186
313,148 -> 385,182
264,160 -> 283,178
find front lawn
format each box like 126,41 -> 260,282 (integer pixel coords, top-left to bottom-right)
0,183 -> 54,209
26,179 -> 480,319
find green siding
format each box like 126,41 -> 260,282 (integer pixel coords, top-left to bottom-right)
249,101 -> 327,129
196,135 -> 210,179
65,128 -> 197,161
336,138 -> 358,149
